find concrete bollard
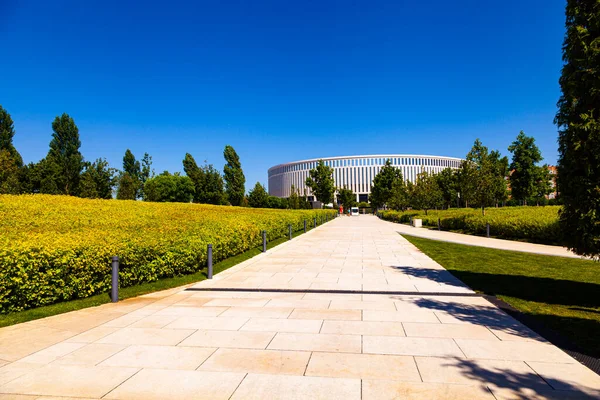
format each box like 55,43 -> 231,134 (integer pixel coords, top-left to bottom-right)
486,223 -> 490,238
314,217 -> 317,228
262,230 -> 267,252
289,224 -> 292,240
207,244 -> 213,279
304,219 -> 307,233
111,256 -> 119,303
438,218 -> 441,231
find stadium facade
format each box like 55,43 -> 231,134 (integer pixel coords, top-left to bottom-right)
268,154 -> 463,203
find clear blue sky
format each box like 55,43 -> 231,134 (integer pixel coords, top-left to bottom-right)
1,0 -> 566,190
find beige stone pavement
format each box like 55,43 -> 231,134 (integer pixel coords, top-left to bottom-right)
0,215 -> 598,399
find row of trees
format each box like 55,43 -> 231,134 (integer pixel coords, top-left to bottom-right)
300,132 -> 552,216
0,106 -> 254,206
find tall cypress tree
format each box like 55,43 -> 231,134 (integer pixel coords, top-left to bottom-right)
508,131 -> 543,204
47,113 -> 83,195
555,0 -> 600,257
0,105 -> 23,167
223,145 -> 245,206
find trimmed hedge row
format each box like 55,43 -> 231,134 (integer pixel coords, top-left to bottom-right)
379,206 -> 562,245
0,195 -> 336,313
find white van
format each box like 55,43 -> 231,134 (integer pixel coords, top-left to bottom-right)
350,207 -> 359,216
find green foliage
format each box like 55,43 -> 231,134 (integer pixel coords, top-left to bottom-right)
388,178 -> 409,211
410,170 -> 443,214
0,105 -> 22,167
78,159 -> 117,199
267,195 -> 288,209
508,131 -> 544,203
121,149 -> 141,198
46,114 -> 83,195
116,173 -> 137,200
248,181 -> 269,208
223,145 -> 246,206
435,168 -> 458,209
554,0 -> 600,258
143,172 -> 195,203
380,206 -> 562,245
0,149 -> 21,194
337,186 -> 356,211
305,160 -> 335,205
183,153 -> 226,205
0,194 -> 337,313
288,184 -> 301,209
370,159 -> 403,209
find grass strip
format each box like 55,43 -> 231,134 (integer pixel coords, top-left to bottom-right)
0,224 -> 323,328
402,234 -> 600,358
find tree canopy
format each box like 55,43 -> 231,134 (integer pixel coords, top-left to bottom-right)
370,159 -> 403,209
223,145 -> 245,206
305,160 -> 335,205
555,0 -> 600,257
46,114 -> 83,195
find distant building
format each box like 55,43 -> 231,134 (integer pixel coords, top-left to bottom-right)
268,154 -> 463,203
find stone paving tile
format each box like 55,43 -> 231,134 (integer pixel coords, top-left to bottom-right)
202,298 -> 270,307
51,344 -> 126,366
17,343 -> 85,365
128,315 -> 179,329
179,330 -> 275,349
229,373 -> 361,400
104,368 -> 245,400
0,365 -> 138,398
320,320 -> 405,336
64,327 -> 121,343
268,333 -> 361,353
198,348 -> 310,375
266,299 -> 331,309
306,352 -> 421,381
454,339 -> 576,363
99,345 -> 215,370
163,316 -> 249,330
363,336 -> 465,357
152,306 -> 228,317
240,318 -> 322,333
328,300 -> 396,311
97,328 -> 195,346
0,363 -> 45,386
415,357 -> 550,389
361,380 -> 496,400
363,309 -> 440,323
219,307 -> 293,319
289,309 -> 362,321
403,322 -> 499,340
527,361 -> 600,396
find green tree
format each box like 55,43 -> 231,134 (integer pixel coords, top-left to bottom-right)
116,173 -> 136,200
248,181 -> 269,208
388,178 -> 410,211
456,160 -> 477,208
508,131 -> 544,204
435,168 -> 458,209
143,172 -> 195,203
305,160 -> 335,205
79,158 -> 117,199
554,0 -> 600,257
183,153 -> 203,202
223,145 -> 245,206
464,139 -> 508,215
337,186 -> 356,212
139,152 -> 154,198
267,196 -> 287,209
0,105 -> 23,167
0,149 -> 21,194
121,149 -> 141,197
410,170 -> 443,215
183,153 -> 226,204
288,184 -> 300,209
530,165 -> 553,205
45,114 -> 83,195
370,159 -> 403,209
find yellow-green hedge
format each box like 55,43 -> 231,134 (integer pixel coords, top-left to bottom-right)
0,195 -> 336,313
379,207 -> 562,245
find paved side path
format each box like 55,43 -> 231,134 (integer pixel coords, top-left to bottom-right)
381,217 -> 580,259
0,216 -> 598,399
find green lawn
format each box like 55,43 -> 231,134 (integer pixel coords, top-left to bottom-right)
402,234 -> 600,358
0,225 -> 315,328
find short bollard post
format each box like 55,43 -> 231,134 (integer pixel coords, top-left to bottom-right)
262,230 -> 267,252
314,217 -> 317,228
289,224 -> 292,240
304,219 -> 307,233
486,223 -> 490,238
111,256 -> 119,303
438,218 -> 441,231
207,244 -> 213,279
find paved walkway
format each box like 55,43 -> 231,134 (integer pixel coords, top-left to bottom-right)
382,218 -> 580,259
0,215 -> 598,399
